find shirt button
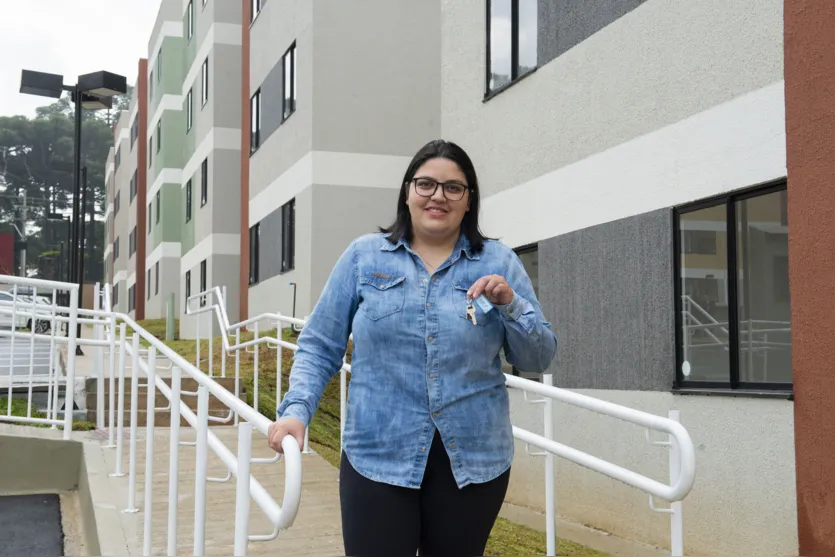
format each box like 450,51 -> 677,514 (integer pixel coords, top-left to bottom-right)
427,336 -> 433,342
421,447 -> 426,452
432,276 -> 438,282
429,374 -> 436,380
426,303 -> 430,308
432,412 -> 439,418
448,443 -> 455,449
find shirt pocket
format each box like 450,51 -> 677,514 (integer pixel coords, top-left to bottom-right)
358,272 -> 407,321
451,280 -> 495,327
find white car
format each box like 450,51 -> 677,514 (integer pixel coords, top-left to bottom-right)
0,290 -> 53,332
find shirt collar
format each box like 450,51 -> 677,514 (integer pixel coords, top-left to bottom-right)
381,231 -> 480,260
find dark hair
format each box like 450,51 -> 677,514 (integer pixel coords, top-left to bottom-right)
379,139 -> 492,253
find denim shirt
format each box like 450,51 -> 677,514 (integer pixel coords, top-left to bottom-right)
276,232 -> 557,489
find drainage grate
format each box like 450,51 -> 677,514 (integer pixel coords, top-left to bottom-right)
0,493 -> 63,557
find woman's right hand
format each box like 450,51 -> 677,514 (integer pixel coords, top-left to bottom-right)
267,417 -> 306,453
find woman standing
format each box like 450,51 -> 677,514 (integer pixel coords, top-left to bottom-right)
268,139 -> 557,556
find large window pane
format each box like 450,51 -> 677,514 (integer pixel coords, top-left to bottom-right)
517,247 -> 538,298
679,205 -> 729,382
489,0 -> 512,91
736,191 -> 791,383
518,0 -> 537,75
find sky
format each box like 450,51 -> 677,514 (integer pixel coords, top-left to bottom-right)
0,0 -> 162,118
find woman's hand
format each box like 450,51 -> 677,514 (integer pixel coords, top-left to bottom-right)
267,417 -> 306,453
467,275 -> 515,306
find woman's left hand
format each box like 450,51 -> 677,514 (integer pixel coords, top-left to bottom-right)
467,275 -> 515,306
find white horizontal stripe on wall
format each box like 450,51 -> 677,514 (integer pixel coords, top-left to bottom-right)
180,233 -> 241,275
146,242 -> 182,269
148,21 -> 184,77
481,81 -> 787,249
249,151 -> 411,225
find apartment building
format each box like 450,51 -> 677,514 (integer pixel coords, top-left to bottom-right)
243,0 -> 441,321
104,59 -> 148,318
439,0 -> 834,556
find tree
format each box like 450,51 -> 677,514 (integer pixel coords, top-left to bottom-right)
0,92 -> 118,282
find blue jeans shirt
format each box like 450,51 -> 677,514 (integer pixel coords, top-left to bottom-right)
276,232 -> 557,488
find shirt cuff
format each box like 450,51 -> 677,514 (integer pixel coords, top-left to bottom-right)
496,295 -> 525,322
277,403 -> 310,427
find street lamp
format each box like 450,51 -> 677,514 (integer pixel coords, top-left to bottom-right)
21,69 -> 127,354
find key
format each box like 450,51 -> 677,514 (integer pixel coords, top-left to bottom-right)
466,300 -> 477,325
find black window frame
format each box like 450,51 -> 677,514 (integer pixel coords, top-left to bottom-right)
199,259 -> 207,307
672,179 -> 793,396
149,136 -> 153,167
147,269 -> 151,300
250,89 -> 261,153
200,158 -> 208,207
156,119 -> 162,153
186,179 -> 193,222
249,223 -> 260,285
201,57 -> 209,106
186,88 -> 194,132
129,227 -> 136,256
148,201 -> 152,233
280,198 -> 295,273
155,262 -> 160,295
484,0 -> 538,100
185,270 -> 191,312
282,43 -> 297,122
128,285 -> 135,312
251,0 -> 262,23
187,0 -> 194,41
156,191 -> 161,224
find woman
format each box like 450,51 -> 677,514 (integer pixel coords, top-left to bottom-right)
268,139 -> 557,556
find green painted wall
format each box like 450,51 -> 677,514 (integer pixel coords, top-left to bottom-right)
149,36 -> 185,115
153,109 -> 187,176
149,183 -> 184,251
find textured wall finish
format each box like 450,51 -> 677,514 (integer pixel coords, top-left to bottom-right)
539,209 -> 674,391
784,1 -> 835,554
538,0 -> 648,65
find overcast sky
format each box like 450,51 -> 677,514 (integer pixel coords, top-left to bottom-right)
0,0 -> 162,118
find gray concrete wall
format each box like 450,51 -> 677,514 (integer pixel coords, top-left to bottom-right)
538,209 -> 674,391
0,434 -> 81,494
310,0 -> 442,155
208,44 -> 243,129
441,0 -> 784,198
209,149 -> 243,235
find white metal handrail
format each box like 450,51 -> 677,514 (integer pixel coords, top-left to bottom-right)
0,276 -> 302,556
190,286 -> 697,556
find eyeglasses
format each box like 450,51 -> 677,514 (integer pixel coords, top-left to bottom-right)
410,177 -> 470,201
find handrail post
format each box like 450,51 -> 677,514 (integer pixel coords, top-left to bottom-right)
194,386 -> 209,556
253,322 -> 260,413
143,346 -> 157,556
111,323 -> 127,477
234,421 -> 253,556
106,312 -> 118,448
124,332 -> 140,513
542,374 -> 556,556
234,328 -> 241,426
168,366 -> 182,556
63,287 -> 79,439
669,409 -> 684,557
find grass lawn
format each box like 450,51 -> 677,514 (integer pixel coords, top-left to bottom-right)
138,318 -> 607,557
1,396 -> 97,431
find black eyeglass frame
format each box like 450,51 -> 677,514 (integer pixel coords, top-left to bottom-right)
408,177 -> 472,201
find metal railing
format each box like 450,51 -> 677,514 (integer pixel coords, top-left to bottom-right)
0,275 -> 302,556
186,286 -> 697,557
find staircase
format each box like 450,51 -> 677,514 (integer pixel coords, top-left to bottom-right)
86,376 -> 243,427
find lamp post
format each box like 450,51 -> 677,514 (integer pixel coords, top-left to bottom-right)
289,282 -> 297,318
21,69 -> 127,354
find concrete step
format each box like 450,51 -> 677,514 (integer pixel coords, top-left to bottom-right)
86,376 -> 239,394
87,390 -> 236,413
87,408 -> 237,428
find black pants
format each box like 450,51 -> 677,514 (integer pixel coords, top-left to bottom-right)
339,431 -> 510,557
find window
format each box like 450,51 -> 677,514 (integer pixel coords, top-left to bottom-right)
114,191 -> 120,215
150,71 -> 154,98
186,88 -> 193,131
128,285 -> 135,312
187,0 -> 194,40
200,158 -> 208,206
674,181 -> 791,392
130,118 -> 138,148
148,202 -> 152,233
156,119 -> 162,152
281,199 -> 295,272
149,136 -> 153,167
129,227 -> 136,256
199,259 -> 207,307
282,43 -> 296,121
115,147 -> 121,169
157,47 -> 162,81
249,223 -> 260,285
130,170 -> 137,201
186,179 -> 193,222
201,57 -> 209,106
486,0 -> 537,96
156,191 -> 161,223
251,0 -> 262,22
155,262 -> 160,295
114,237 -> 120,260
147,269 -> 151,300
250,90 -> 261,152
185,271 -> 191,311
113,283 -> 119,306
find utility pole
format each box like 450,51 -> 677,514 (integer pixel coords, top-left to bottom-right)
12,191 -> 28,277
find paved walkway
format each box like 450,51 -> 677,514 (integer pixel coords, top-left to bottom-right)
89,426 -> 343,556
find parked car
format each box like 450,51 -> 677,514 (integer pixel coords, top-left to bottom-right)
0,290 -> 53,332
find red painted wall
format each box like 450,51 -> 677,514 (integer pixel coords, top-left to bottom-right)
0,233 -> 13,275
